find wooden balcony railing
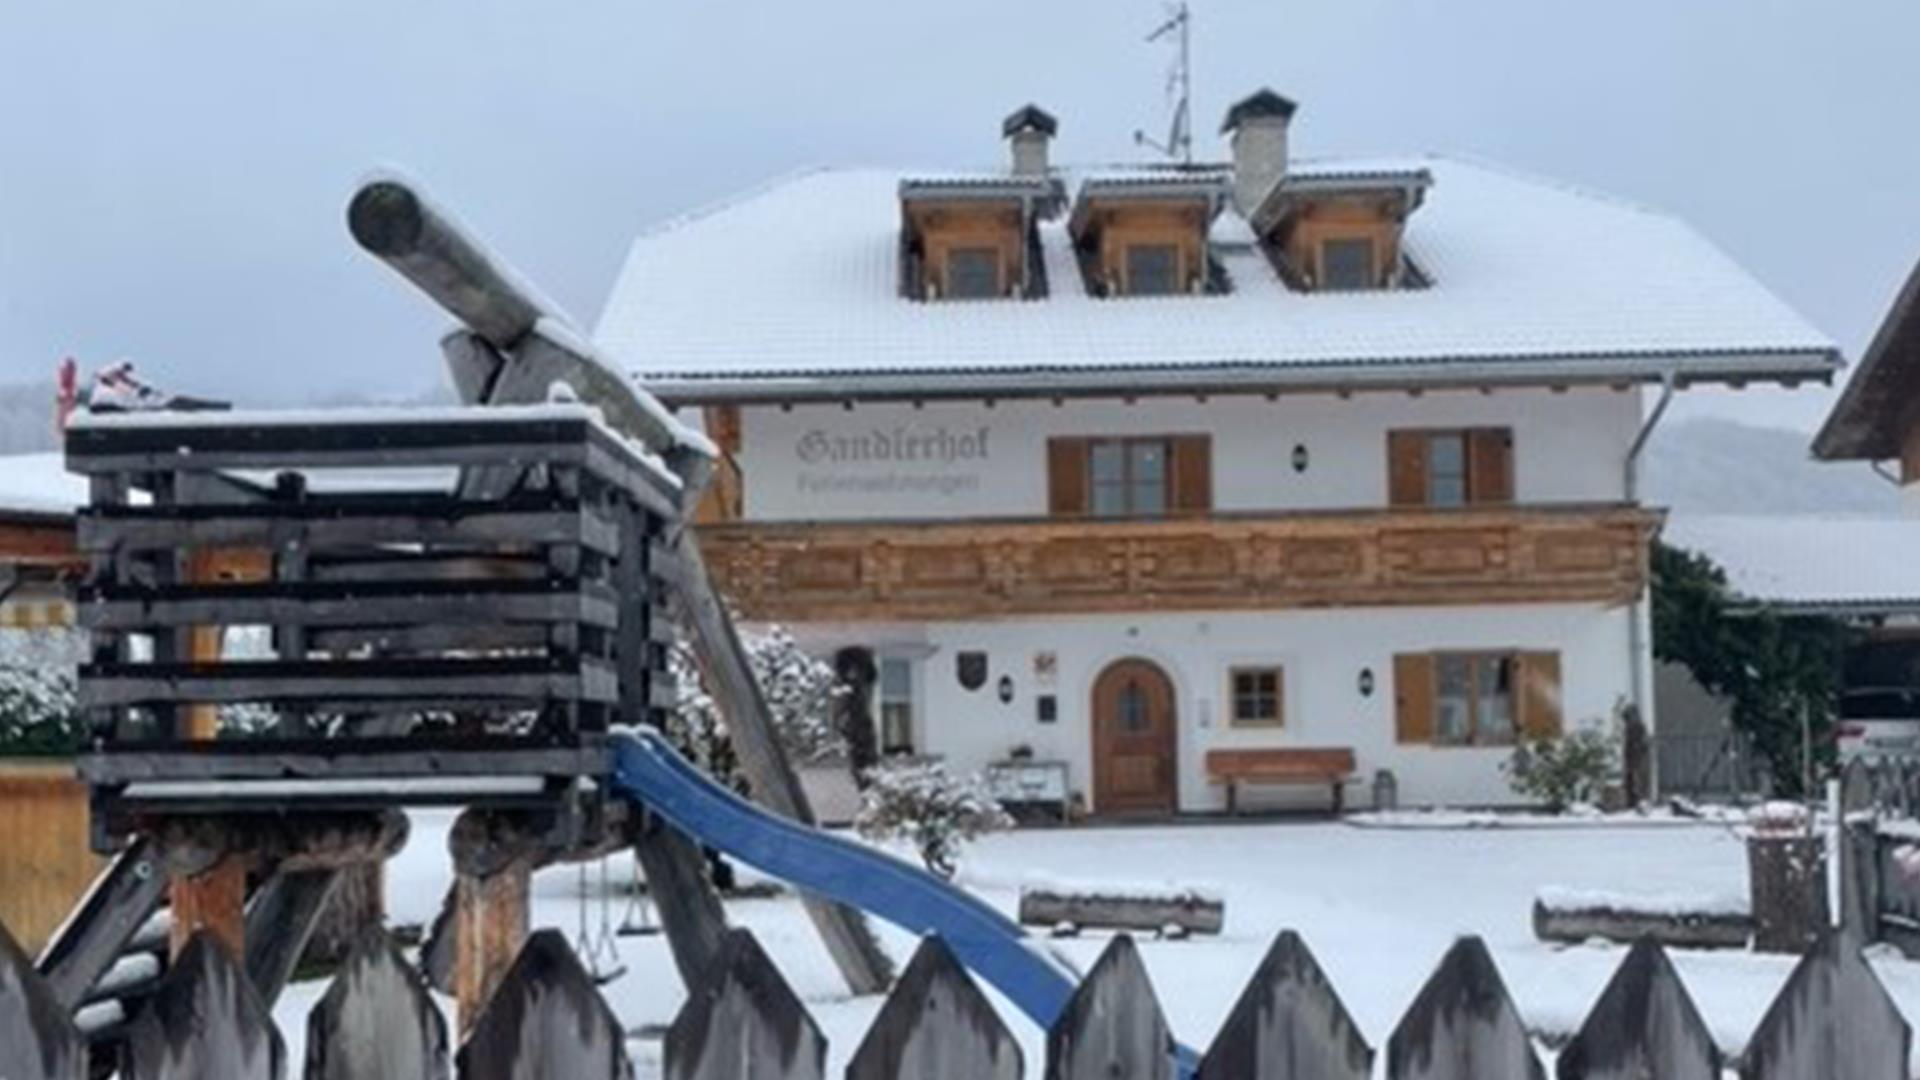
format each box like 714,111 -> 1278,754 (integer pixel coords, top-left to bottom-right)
697,503 -> 1662,622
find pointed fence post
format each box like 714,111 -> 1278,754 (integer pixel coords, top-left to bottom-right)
1555,939 -> 1719,1080
846,936 -> 1022,1080
1386,936 -> 1544,1080
1198,929 -> 1371,1080
125,929 -> 285,1080
1046,935 -> 1173,1080
1739,930 -> 1910,1080
304,930 -> 449,1080
0,918 -> 84,1080
455,929 -> 632,1080
663,928 -> 826,1080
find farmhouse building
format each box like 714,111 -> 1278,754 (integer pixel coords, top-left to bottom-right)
597,93 -> 1840,812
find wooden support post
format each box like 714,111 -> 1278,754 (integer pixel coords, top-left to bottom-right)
165,547 -> 268,963
168,855 -> 247,961
449,809 -> 544,1037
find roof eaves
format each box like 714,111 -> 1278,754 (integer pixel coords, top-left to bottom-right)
1813,254 -> 1920,461
636,346 -> 1841,406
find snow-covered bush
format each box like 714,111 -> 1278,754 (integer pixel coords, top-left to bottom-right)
665,624 -> 848,796
854,761 -> 1013,879
0,630 -> 85,756
1504,727 -> 1619,812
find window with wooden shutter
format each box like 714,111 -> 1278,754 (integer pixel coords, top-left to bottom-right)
1386,428 -> 1515,507
1468,428 -> 1514,504
1047,438 -> 1089,516
1387,431 -> 1429,507
1517,651 -> 1563,740
1393,653 -> 1435,744
1169,435 -> 1212,513
1053,435 -> 1209,517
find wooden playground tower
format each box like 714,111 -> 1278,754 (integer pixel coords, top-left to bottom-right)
36,178 -> 891,1060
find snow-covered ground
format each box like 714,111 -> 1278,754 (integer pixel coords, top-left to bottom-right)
273,811 -> 1920,1076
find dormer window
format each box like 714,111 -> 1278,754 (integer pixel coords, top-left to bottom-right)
946,247 -> 1003,299
1221,88 -> 1432,293
1319,236 -> 1377,291
898,183 -> 1052,301
1068,176 -> 1230,298
1125,244 -> 1181,296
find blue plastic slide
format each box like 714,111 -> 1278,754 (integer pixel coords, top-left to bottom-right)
607,728 -> 1199,1074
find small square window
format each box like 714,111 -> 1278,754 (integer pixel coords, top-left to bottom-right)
945,248 -> 1002,300
1320,238 -> 1376,291
1125,244 -> 1181,296
1230,667 -> 1283,726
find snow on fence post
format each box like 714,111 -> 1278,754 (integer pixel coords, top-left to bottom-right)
124,930 -> 285,1080
1045,934 -> 1174,1080
303,930 -> 449,1080
1738,930 -> 1910,1080
846,936 -> 1022,1080
1384,936 -> 1544,1080
662,928 -> 825,1080
0,916 -> 85,1080
1554,939 -> 1719,1080
455,929 -> 631,1080
1746,804 -> 1828,954
1197,929 -> 1371,1080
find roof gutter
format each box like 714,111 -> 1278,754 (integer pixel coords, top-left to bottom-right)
1625,370 -> 1678,501
639,349 -> 1839,407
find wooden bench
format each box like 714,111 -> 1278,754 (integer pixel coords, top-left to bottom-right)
1205,748 -> 1357,815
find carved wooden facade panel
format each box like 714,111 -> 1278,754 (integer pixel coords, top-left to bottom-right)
703,506 -> 1659,622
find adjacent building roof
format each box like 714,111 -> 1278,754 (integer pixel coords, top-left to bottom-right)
595,156 -> 1841,404
0,453 -> 84,520
1663,514 -> 1920,614
1812,255 -> 1920,461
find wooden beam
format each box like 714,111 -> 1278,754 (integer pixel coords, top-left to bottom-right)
448,809 -> 544,1037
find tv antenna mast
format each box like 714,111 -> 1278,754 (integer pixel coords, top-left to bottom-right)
1134,2 -> 1193,165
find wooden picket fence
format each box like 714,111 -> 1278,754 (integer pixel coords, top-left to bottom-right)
1,911 -> 1912,1079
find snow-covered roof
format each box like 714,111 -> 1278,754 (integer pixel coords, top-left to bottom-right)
596,156 -> 1840,403
0,453 -> 85,519
1663,514 -> 1920,612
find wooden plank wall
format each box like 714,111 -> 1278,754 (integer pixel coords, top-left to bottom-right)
0,762 -> 100,955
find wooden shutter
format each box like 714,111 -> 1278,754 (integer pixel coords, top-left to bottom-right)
1517,651 -> 1563,740
1169,435 -> 1212,513
1393,653 -> 1435,744
1387,431 -> 1428,507
1468,428 -> 1514,504
1047,438 -> 1089,516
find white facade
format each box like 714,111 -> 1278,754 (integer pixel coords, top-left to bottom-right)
740,387 -> 1641,522
730,386 -> 1647,811
787,601 -> 1636,813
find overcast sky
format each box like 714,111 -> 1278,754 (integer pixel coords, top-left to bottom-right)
5,1 -> 1920,431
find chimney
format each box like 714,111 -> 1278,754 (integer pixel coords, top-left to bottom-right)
1222,88 -> 1298,219
1003,104 -> 1058,178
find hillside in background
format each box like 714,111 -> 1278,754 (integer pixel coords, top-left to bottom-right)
0,382 -> 57,453
1642,417 -> 1901,515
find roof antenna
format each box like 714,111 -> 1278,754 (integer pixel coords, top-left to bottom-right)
1134,2 -> 1193,166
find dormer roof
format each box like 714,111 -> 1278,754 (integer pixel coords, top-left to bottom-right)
1221,88 -> 1299,133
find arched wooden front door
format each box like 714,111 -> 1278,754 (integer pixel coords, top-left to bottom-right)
1091,659 -> 1178,816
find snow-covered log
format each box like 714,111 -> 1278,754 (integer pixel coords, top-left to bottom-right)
1531,886 -> 1751,949
1018,882 -> 1224,937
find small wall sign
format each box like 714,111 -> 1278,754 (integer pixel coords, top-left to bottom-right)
997,675 -> 1015,704
957,651 -> 988,691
